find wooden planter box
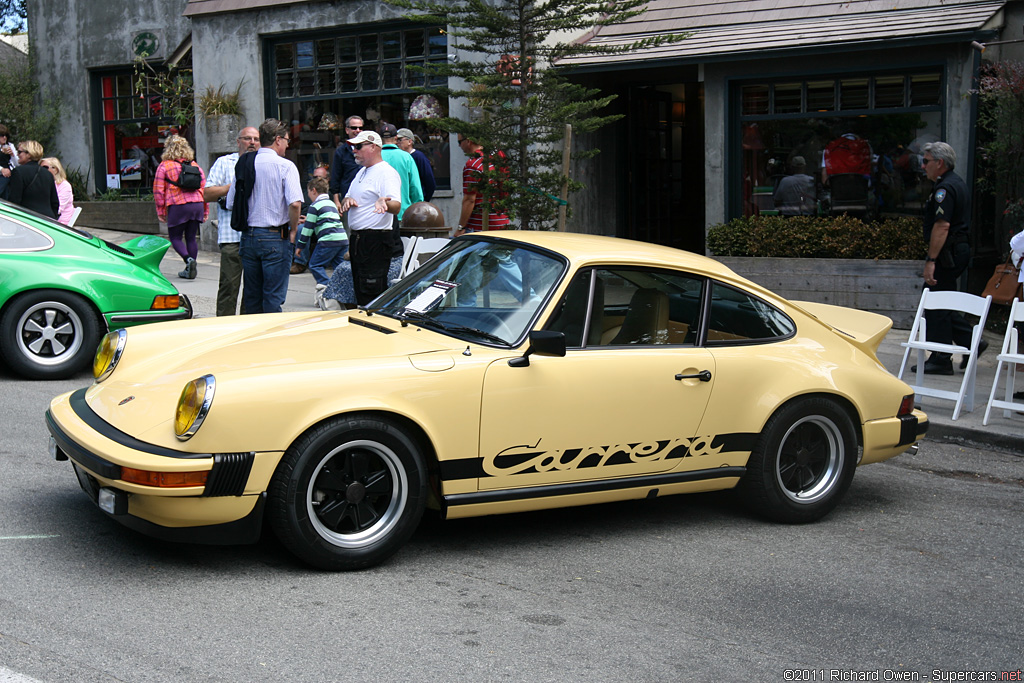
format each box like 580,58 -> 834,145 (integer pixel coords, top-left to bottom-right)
717,257 -> 922,329
75,201 -> 160,235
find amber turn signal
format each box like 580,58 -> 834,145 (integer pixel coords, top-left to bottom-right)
121,467 -> 208,488
151,295 -> 182,310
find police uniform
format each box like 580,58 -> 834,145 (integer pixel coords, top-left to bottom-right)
922,168 -> 972,362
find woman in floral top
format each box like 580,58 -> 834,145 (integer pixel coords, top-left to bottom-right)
153,135 -> 207,279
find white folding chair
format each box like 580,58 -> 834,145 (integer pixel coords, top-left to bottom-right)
983,297 -> 1024,424
405,237 -> 451,275
897,288 -> 992,420
392,235 -> 419,282
68,206 -> 83,227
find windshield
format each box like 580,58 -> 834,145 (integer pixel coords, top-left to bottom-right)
375,237 -> 567,346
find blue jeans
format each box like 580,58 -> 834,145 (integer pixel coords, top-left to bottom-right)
308,241 -> 348,286
241,229 -> 291,314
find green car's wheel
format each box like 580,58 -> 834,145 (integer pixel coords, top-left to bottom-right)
739,398 -> 857,523
268,415 -> 427,570
0,289 -> 101,380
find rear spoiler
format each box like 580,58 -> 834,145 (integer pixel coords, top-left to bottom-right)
109,234 -> 171,273
791,300 -> 893,360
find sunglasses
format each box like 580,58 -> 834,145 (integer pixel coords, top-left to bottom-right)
347,125 -> 363,130
40,165 -> 51,169
352,142 -> 372,150
16,149 -> 27,154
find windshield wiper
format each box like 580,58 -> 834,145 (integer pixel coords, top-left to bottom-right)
440,324 -> 509,346
391,309 -> 445,328
395,310 -> 509,345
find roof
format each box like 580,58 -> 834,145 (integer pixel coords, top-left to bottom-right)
183,0 -> 320,16
564,0 -> 1006,67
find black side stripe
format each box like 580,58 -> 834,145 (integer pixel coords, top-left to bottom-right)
443,466 -> 747,508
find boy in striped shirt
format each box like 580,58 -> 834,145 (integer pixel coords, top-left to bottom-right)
296,176 -> 349,286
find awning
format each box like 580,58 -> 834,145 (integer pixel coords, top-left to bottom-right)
563,1 -> 1005,67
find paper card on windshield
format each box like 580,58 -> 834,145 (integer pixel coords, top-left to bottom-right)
404,280 -> 457,313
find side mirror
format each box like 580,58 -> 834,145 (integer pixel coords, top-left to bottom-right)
508,330 -> 566,368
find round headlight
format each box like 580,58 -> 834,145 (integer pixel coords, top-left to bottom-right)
174,375 -> 216,441
93,328 -> 127,382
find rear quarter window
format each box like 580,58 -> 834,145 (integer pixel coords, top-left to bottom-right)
706,281 -> 794,345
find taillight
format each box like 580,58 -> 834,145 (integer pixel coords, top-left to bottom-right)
898,394 -> 915,416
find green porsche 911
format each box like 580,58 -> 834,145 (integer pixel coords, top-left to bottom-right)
0,200 -> 191,379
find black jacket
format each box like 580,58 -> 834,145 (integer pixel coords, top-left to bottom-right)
8,161 -> 59,219
230,150 -> 257,232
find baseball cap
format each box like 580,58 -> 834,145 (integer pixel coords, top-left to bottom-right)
378,122 -> 399,138
397,128 -> 421,143
348,131 -> 383,146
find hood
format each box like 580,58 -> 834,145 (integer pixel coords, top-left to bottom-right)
87,311 -> 455,432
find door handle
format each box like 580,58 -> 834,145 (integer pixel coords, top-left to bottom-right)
675,370 -> 712,382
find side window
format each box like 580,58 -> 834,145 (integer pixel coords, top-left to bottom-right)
706,282 -> 794,344
0,217 -> 53,252
547,267 -> 703,347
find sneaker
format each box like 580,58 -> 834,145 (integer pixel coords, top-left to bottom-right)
960,338 -> 989,369
178,258 -> 194,280
314,283 -> 326,306
290,263 -> 307,274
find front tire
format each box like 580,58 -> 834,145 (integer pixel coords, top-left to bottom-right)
739,398 -> 857,523
268,416 -> 427,570
0,290 -> 101,380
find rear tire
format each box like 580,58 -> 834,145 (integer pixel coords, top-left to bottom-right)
268,415 -> 427,570
0,290 -> 101,380
739,398 -> 857,523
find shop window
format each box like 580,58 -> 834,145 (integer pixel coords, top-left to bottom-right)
268,26 -> 451,192
95,69 -> 179,194
875,75 -> 906,108
806,80 -> 835,112
742,85 -> 769,116
840,78 -> 869,110
735,69 -> 943,220
774,83 -> 802,114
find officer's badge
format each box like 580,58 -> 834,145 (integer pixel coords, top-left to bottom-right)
935,188 -> 946,203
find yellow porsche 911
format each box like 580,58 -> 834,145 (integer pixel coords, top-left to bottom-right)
46,231 -> 927,570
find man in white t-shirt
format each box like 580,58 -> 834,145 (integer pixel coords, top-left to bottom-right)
340,131 -> 401,306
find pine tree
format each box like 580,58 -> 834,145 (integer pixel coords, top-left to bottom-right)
387,0 -> 685,230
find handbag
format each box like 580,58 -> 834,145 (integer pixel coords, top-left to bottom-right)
982,253 -> 1023,305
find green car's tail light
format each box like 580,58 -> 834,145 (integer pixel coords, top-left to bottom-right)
93,328 -> 127,381
175,375 -> 216,441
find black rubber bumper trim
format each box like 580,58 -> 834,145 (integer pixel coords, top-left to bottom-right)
443,466 -> 746,510
47,410 -> 122,480
898,414 -> 928,446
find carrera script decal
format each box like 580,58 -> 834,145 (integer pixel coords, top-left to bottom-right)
484,436 -> 724,477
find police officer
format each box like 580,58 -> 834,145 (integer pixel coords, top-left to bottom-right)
916,141 -> 979,375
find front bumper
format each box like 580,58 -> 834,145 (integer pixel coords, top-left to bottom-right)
46,387 -> 265,545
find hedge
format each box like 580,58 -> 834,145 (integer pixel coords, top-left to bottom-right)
706,215 -> 927,260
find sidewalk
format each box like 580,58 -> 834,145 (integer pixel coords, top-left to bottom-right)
93,228 -> 1024,454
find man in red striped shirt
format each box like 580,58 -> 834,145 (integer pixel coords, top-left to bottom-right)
455,134 -> 510,235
